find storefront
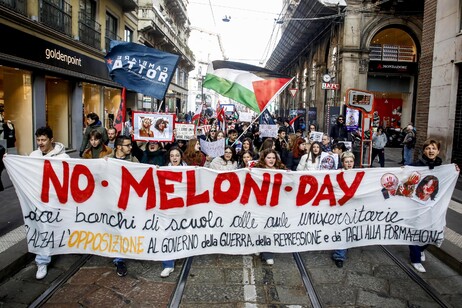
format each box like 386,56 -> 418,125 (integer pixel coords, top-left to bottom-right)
0,23 -> 124,155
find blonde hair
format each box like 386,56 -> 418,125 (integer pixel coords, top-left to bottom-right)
341,151 -> 355,162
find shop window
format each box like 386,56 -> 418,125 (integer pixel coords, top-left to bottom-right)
0,67 -> 33,155
46,78 -> 70,149
82,83 -> 102,126
370,28 -> 417,62
103,87 -> 121,129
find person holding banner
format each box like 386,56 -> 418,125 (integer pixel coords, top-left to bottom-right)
79,113 -> 108,157
331,151 -> 356,268
82,130 -> 113,159
253,149 -> 288,265
183,138 -> 208,166
286,138 -> 307,171
238,150 -> 255,168
29,126 -> 70,280
106,135 -> 139,277
297,141 -> 322,171
408,138 -> 449,273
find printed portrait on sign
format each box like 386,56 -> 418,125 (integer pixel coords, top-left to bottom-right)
133,112 -> 175,142
414,175 -> 439,203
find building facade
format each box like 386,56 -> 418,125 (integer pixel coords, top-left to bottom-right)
266,0 -> 423,140
0,0 -> 194,155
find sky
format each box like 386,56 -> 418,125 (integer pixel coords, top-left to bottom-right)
187,0 -> 283,67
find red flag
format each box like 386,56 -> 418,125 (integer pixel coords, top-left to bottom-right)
113,88 -> 126,134
216,103 -> 225,123
289,115 -> 300,132
192,104 -> 203,125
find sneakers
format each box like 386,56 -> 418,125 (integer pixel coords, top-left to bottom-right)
265,258 -> 274,265
334,260 -> 344,268
421,252 -> 426,262
115,261 -> 127,277
412,263 -> 426,273
160,267 -> 174,278
36,265 -> 48,280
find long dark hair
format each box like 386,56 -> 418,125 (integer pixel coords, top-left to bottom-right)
254,149 -> 286,170
309,141 -> 322,163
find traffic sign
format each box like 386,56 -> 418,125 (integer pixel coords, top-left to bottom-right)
289,88 -> 298,97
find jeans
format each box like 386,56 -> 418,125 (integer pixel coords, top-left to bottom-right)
35,254 -> 51,265
371,148 -> 385,167
409,245 -> 428,263
261,252 -> 274,261
332,249 -> 347,261
404,147 -> 414,165
162,260 -> 175,268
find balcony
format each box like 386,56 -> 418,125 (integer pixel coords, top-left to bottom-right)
0,0 -> 26,15
119,0 -> 138,13
138,6 -> 194,67
78,11 -> 101,50
164,0 -> 188,25
105,29 -> 121,52
40,0 -> 72,37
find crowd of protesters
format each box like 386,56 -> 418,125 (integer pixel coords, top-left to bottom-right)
13,111 -> 452,280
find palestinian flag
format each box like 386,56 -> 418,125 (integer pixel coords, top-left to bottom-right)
203,61 -> 293,113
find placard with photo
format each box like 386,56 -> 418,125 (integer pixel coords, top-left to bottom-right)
309,131 -> 323,142
132,112 -> 175,142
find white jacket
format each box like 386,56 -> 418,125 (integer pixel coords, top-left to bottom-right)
296,153 -> 320,171
209,156 -> 238,171
30,142 -> 70,158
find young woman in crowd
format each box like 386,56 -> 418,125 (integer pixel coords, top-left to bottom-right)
286,138 -> 307,171
331,151 -> 355,268
238,150 -> 255,168
241,137 -> 258,159
206,128 -> 218,142
140,141 -> 165,166
183,137 -> 207,166
159,146 -> 187,277
297,141 -> 322,171
258,138 -> 276,153
82,129 -> 113,159
253,148 -> 287,265
216,131 -> 225,140
209,146 -> 238,171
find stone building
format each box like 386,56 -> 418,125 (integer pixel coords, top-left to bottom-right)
0,0 -> 194,155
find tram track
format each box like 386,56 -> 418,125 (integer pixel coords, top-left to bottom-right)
21,246 -> 459,307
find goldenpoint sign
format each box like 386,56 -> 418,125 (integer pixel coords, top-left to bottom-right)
4,155 -> 458,261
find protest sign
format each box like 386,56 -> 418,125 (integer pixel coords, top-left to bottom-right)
133,112 -> 175,142
4,155 -> 458,261
309,131 -> 323,142
175,123 -> 195,140
199,138 -> 225,158
259,124 -> 278,138
320,152 -> 338,170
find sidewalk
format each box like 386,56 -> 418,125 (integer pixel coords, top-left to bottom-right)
0,147 -> 461,282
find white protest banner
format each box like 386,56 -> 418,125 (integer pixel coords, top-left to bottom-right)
175,123 -> 195,140
4,155 -> 458,261
259,124 -> 278,138
309,131 -> 323,142
239,112 -> 253,123
199,138 -> 225,157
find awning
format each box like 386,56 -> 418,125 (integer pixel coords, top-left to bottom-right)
265,0 -> 343,72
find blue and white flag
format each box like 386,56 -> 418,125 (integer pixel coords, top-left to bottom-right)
105,41 -> 180,100
259,109 -> 275,125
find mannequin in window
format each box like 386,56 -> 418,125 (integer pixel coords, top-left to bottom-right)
2,120 -> 16,148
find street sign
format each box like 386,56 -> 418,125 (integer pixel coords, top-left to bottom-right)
322,83 -> 340,90
289,88 -> 298,97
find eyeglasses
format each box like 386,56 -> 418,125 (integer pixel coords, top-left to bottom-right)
210,130 -> 216,132
338,118 -> 344,121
